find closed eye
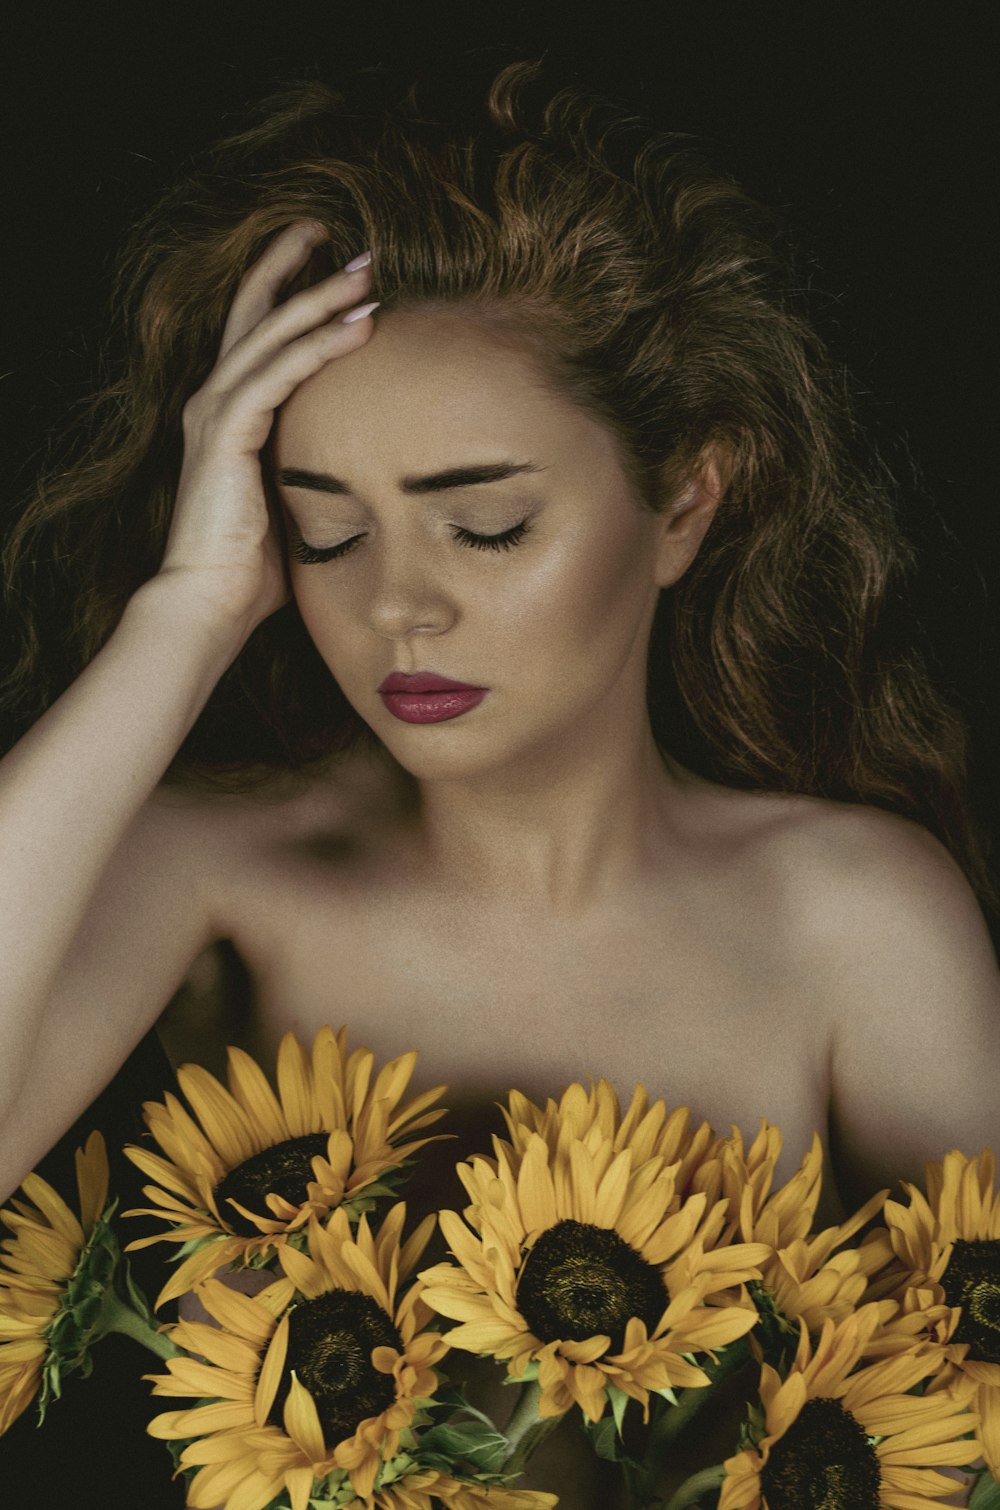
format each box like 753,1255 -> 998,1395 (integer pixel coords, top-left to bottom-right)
290,518 -> 532,564
450,519 -> 531,552
291,534 -> 364,564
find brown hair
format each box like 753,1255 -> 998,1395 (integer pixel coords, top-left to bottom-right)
3,57 -> 994,906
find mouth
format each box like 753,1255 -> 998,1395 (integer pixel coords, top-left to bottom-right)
377,672 -> 488,725
378,672 -> 485,694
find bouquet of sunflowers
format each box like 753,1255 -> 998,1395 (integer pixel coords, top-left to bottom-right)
2,1024 -> 999,1510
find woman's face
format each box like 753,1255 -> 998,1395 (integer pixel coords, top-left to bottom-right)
272,308 -> 685,784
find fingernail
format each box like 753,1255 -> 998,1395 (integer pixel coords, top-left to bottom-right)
342,301 -> 380,324
343,249 -> 373,271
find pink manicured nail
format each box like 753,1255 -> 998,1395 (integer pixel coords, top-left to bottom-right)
342,301 -> 380,324
343,250 -> 373,271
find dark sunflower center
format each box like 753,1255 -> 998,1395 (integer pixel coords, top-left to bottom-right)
516,1219 -> 665,1353
213,1134 -> 330,1236
760,1397 -> 880,1510
942,1237 -> 1000,1363
267,1290 -> 403,1444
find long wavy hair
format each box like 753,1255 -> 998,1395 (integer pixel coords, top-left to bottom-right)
3,56 -> 993,907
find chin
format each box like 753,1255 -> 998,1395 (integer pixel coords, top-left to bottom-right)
365,718 -> 514,784
379,740 -> 509,785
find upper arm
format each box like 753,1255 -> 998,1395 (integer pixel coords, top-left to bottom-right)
1,790 -> 224,1198
813,810 -> 1000,1208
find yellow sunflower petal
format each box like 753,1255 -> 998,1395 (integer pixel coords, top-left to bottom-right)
283,1372 -> 327,1461
154,1238 -> 244,1309
517,1137 -> 558,1234
254,1311 -> 289,1427
277,1033 -> 319,1137
178,1063 -> 259,1168
75,1130 -> 110,1232
976,1382 -> 1000,1475
196,1274 -> 277,1346
14,1174 -> 84,1250
226,1046 -> 291,1144
285,1465 -> 315,1510
368,1052 -> 419,1119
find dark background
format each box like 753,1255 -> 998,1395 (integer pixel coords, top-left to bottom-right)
2,1 -> 998,1502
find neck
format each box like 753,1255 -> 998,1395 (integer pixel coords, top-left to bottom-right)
411,709 -> 681,916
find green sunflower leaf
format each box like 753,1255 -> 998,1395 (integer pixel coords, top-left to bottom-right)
970,1471 -> 1000,1509
425,1382 -> 502,1432
417,1420 -> 510,1472
168,1229 -> 225,1264
738,1400 -> 766,1451
582,1415 -> 641,1471
607,1382 -> 630,1439
587,1417 -> 620,1461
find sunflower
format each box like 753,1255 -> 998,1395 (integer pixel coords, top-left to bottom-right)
341,1471 -> 556,1508
719,1303 -> 981,1510
419,1105 -> 770,1426
860,1147 -> 1000,1475
683,1120 -> 888,1340
503,1084 -> 776,1303
698,1123 -> 825,1250
0,1131 -> 111,1432
501,1079 -> 719,1205
757,1227 -> 895,1338
124,1026 -> 448,1306
147,1202 -> 452,1508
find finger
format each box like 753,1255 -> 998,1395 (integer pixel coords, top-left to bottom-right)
218,220 -> 328,359
215,260 -> 374,386
196,305 -> 379,453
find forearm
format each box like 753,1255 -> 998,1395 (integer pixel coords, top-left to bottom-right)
0,574 -> 245,1106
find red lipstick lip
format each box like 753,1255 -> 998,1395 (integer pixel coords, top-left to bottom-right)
378,671 -> 485,694
377,672 -> 489,725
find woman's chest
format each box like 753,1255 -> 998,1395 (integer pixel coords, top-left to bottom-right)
212,853 -> 832,1195
169,845 -> 843,1508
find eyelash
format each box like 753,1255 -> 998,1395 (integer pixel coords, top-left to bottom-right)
291,519 -> 532,564
452,520 -> 531,552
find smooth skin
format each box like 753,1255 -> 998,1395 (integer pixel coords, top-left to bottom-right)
0,222 -> 996,1504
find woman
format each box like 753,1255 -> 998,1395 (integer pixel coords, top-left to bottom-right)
1,57 -> 997,1501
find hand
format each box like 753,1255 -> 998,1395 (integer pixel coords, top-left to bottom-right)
157,221 -> 377,637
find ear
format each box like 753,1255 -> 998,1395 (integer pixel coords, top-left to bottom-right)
652,446 -> 729,588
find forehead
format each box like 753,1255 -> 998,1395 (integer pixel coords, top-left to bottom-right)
272,308 -> 623,481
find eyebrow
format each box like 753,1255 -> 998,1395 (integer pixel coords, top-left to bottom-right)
273,461 -> 545,497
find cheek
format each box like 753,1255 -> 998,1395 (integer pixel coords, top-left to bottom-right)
290,575 -> 358,665
513,530 -> 654,652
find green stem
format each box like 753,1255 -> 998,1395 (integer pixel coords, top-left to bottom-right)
660,1464 -> 726,1510
628,1340 -> 751,1507
501,1380 -> 562,1476
96,1288 -> 180,1360
619,1458 -> 661,1510
651,1339 -> 752,1450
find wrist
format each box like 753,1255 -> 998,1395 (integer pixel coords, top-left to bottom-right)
123,571 -> 259,665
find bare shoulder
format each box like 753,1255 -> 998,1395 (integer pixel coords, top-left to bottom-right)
673,773 -> 988,940
724,791 -> 1000,1198
753,796 -> 997,983
673,773 -> 1000,1171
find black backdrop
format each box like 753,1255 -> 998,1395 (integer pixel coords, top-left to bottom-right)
2,2 -> 998,1503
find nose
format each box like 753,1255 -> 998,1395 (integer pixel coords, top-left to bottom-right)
365,539 -> 457,641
